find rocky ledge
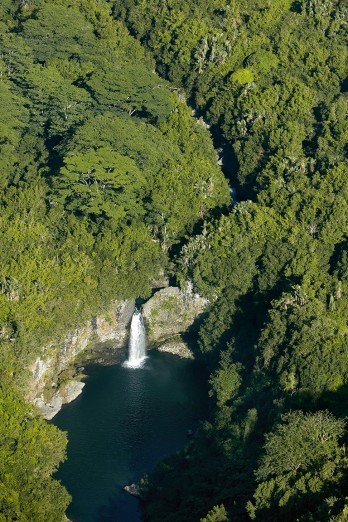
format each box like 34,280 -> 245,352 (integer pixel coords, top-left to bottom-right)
29,283 -> 207,419
157,339 -> 194,359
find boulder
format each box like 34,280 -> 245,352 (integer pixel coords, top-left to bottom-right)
33,392 -> 63,420
60,380 -> 85,403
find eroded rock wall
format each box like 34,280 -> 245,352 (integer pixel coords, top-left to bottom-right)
28,300 -> 134,419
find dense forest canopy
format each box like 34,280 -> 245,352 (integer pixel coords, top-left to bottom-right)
0,0 -> 347,520
111,0 -> 348,520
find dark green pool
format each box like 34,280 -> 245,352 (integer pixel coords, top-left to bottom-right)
53,350 -> 208,522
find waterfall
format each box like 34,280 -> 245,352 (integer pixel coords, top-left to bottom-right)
123,309 -> 146,368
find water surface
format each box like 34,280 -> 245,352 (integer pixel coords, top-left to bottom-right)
53,351 -> 208,522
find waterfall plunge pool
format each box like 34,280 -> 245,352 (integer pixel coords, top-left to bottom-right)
52,350 -> 208,522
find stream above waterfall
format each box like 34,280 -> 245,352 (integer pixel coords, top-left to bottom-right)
52,350 -> 208,522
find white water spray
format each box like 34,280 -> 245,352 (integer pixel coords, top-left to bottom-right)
123,309 -> 146,368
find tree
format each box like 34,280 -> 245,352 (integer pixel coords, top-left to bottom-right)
200,504 -> 229,522
54,147 -> 145,221
209,349 -> 242,408
248,411 -> 347,520
0,387 -> 70,521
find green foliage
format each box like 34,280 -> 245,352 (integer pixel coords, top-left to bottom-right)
209,349 -> 242,408
55,147 -> 145,220
0,0 -> 347,520
25,63 -> 93,137
179,201 -> 279,299
0,386 -> 70,521
256,411 -> 345,480
230,69 -> 254,85
57,108 -> 229,247
200,504 -> 229,522
257,287 -> 348,394
0,0 -> 229,360
86,63 -> 175,122
0,1 -> 231,519
248,411 -> 347,520
0,77 -> 33,187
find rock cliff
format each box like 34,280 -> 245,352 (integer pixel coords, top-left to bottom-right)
29,284 -> 208,419
29,300 -> 134,419
142,285 -> 208,358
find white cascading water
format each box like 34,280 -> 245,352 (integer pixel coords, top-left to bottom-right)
123,309 -> 146,368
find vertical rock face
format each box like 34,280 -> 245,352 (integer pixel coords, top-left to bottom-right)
142,285 -> 208,357
29,300 -> 134,419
